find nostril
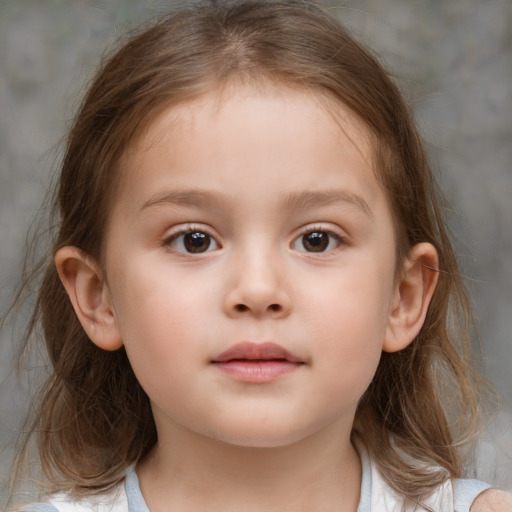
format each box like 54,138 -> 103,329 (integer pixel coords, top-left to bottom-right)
234,304 -> 282,313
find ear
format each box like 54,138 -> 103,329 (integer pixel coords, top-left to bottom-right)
383,242 -> 439,353
54,246 -> 123,351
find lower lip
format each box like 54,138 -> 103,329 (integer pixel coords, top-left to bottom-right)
212,360 -> 303,383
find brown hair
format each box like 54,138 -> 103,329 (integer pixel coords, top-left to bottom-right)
13,0 -> 482,505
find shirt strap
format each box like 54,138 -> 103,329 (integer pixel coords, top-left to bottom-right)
453,478 -> 492,512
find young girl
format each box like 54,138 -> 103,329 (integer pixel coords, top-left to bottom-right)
9,0 -> 512,510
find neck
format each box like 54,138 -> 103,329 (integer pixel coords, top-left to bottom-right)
137,418 -> 362,512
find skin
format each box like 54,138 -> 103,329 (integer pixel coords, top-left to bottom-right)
56,84 -> 440,512
471,489 -> 512,511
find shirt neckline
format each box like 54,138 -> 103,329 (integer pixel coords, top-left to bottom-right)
124,442 -> 372,512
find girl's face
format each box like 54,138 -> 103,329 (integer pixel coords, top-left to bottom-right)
102,84 -> 401,448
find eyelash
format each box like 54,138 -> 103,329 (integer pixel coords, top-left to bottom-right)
163,225 -> 220,254
292,226 -> 345,254
162,225 -> 345,255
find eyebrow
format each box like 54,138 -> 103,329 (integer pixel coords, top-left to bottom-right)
284,189 -> 373,219
140,187 -> 373,219
140,189 -> 227,211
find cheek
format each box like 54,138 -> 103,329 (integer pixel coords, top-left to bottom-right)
308,260 -> 393,336
304,265 -> 392,394
108,259 -> 210,374
111,250 -> 211,324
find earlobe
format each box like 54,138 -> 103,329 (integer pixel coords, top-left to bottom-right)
54,246 -> 124,351
383,242 -> 439,353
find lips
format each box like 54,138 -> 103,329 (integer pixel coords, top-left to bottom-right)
211,342 -> 304,383
213,342 -> 303,363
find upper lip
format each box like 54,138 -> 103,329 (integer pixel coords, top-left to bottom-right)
212,342 -> 303,363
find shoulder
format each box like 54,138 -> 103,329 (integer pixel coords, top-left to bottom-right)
355,437 -> 500,512
14,482 -> 128,512
470,489 -> 512,512
13,505 -> 59,512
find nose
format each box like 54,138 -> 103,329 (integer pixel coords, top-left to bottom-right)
223,248 -> 292,319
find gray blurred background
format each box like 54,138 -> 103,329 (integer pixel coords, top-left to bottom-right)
1,0 -> 511,503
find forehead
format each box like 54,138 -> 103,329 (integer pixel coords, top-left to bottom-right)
134,81 -> 372,149
116,82 -> 381,213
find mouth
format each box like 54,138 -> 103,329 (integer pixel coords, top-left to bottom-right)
211,342 -> 305,383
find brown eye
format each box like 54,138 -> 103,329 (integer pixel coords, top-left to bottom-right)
184,232 -> 211,253
302,231 -> 328,252
293,230 -> 342,253
167,230 -> 219,254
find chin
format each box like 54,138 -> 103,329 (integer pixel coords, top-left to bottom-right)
203,421 -> 319,450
